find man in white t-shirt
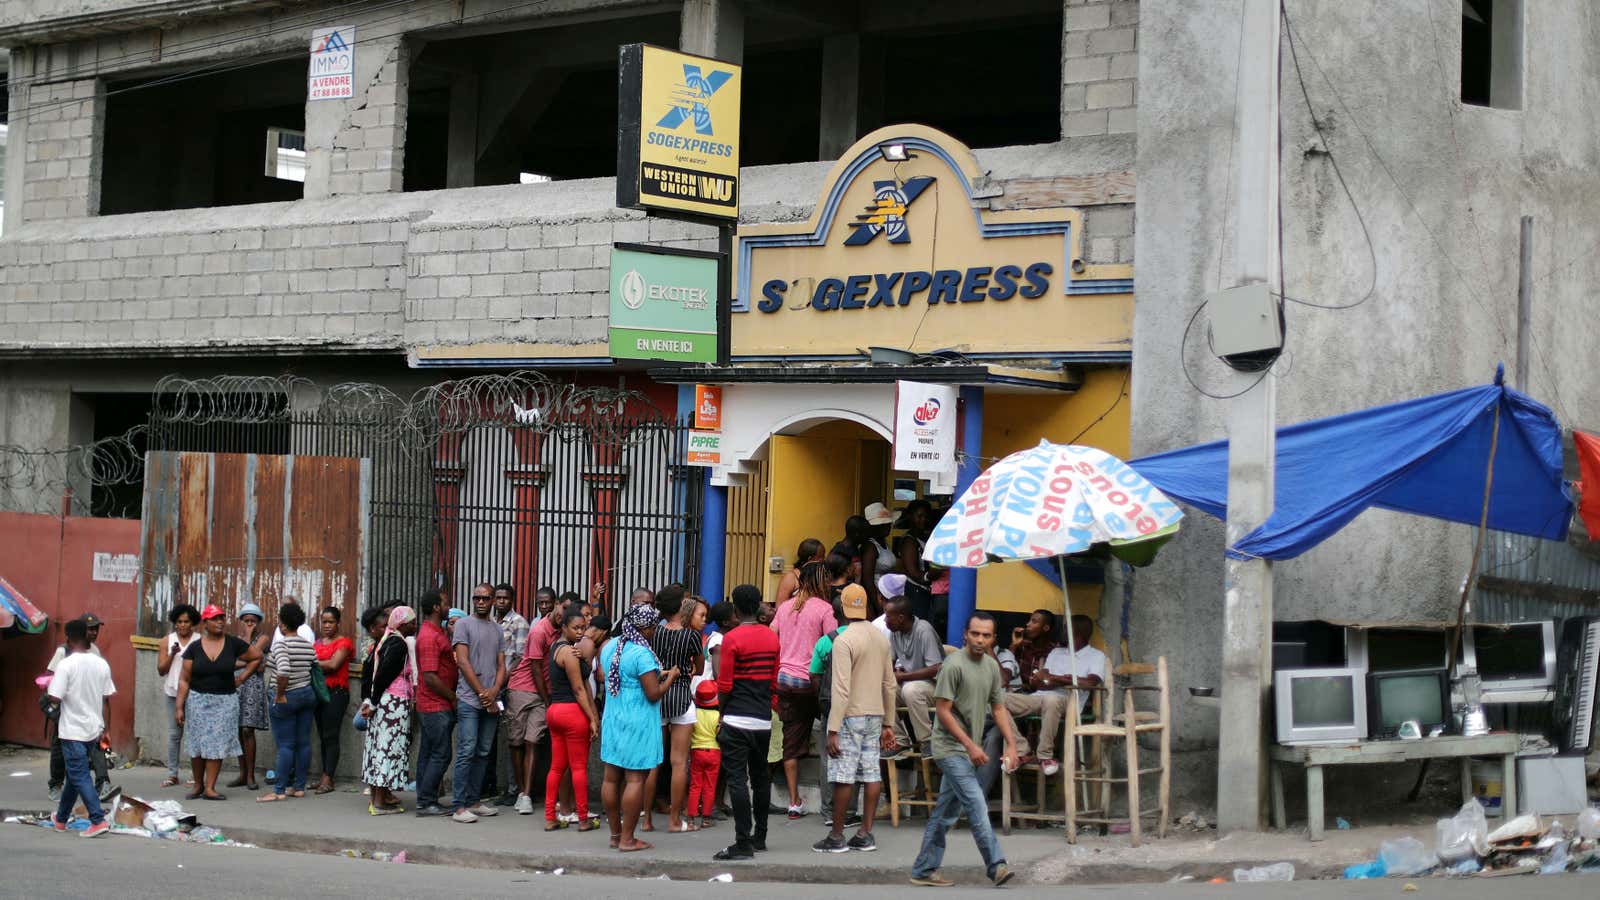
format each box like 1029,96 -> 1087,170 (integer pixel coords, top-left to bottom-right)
1036,615 -> 1109,715
46,613 -> 108,802
47,618 -> 116,836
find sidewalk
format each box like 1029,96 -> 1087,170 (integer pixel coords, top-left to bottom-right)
0,745 -> 1407,884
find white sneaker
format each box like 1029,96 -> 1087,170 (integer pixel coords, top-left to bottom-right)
514,794 -> 534,815
471,803 -> 499,817
558,811 -> 579,824
451,808 -> 479,824
1040,759 -> 1061,777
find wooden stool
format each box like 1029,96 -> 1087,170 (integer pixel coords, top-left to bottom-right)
885,702 -> 939,826
1000,688 -> 1106,834
1065,657 -> 1170,847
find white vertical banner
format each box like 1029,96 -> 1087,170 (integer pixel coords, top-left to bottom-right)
893,380 -> 958,475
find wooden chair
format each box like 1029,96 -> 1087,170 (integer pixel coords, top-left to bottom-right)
1000,687 -> 1107,834
1064,657 -> 1171,847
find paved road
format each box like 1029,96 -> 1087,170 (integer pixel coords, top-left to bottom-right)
5,824 -> 1599,899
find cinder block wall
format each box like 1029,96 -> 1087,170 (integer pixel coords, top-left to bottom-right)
1062,0 -> 1139,137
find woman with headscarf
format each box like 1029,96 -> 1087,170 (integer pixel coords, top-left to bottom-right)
895,499 -> 936,622
359,605 -> 416,815
230,603 -> 273,791
599,604 -> 679,852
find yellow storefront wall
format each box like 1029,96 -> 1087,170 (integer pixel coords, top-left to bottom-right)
974,368 -> 1130,632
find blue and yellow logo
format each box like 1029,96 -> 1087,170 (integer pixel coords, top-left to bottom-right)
657,64 -> 734,136
845,177 -> 934,246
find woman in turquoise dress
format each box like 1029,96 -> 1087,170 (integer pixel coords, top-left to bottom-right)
599,604 -> 680,852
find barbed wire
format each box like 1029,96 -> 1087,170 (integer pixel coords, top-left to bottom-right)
0,371 -> 674,517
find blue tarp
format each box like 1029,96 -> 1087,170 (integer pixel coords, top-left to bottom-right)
1128,372 -> 1572,561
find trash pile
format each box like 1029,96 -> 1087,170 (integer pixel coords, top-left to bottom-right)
1342,803 -> 1600,879
6,793 -> 255,848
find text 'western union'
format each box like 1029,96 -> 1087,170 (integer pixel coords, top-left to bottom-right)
642,166 -> 734,202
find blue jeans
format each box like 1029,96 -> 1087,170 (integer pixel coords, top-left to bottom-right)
268,685 -> 316,793
911,754 -> 1007,880
56,739 -> 105,825
452,703 -> 498,810
416,709 -> 456,810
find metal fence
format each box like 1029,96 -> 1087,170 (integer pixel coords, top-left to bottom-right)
144,374 -> 704,623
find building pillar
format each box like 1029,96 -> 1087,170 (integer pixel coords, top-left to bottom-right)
305,33 -> 409,199
946,385 -> 985,645
9,45 -> 105,225
680,0 -> 745,62
445,72 -> 479,189
818,34 -> 861,159
700,480 -> 728,604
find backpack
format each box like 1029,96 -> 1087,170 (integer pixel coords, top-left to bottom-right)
815,627 -> 844,714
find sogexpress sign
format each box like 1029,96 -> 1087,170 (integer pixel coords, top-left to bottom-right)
731,127 -> 1133,359
617,44 -> 742,221
609,246 -> 718,363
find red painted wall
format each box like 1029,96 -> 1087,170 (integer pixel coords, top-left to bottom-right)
0,512 -> 141,757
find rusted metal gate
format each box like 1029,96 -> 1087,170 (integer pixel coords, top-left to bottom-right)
138,451 -> 369,640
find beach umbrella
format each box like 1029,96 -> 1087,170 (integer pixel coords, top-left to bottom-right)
923,441 -> 1184,772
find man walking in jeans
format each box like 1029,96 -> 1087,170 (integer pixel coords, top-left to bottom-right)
712,584 -> 779,861
450,583 -> 506,823
47,618 -> 115,838
909,611 -> 1019,887
414,592 -> 459,816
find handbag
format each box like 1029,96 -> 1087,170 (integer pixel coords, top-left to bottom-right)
310,654 -> 332,703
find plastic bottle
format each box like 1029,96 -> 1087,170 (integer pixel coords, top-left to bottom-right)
1539,822 -> 1568,875
1233,863 -> 1295,882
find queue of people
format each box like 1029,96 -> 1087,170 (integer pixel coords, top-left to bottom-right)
41,495 -> 1107,886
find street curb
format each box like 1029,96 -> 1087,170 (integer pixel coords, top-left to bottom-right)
2,806 -> 1345,884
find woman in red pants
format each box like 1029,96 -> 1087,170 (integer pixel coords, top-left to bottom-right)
545,609 -> 600,830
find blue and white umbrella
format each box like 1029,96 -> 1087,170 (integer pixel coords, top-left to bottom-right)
924,440 -> 1183,570
922,440 -> 1183,732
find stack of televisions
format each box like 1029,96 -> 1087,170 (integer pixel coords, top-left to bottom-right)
1271,618 -> 1600,751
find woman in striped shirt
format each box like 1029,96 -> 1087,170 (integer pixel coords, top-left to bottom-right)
260,602 -> 318,802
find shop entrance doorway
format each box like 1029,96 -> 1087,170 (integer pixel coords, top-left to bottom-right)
761,419 -> 893,600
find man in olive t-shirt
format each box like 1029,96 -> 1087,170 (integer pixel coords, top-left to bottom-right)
909,612 -> 1018,888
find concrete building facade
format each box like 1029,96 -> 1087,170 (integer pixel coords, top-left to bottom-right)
3,0 -> 1596,814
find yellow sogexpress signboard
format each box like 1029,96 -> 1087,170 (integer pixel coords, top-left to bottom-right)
617,43 -> 741,221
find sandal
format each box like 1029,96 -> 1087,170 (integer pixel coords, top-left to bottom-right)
288,789 -> 306,798
544,820 -> 567,831
577,819 -> 601,832
160,776 -> 180,788
313,784 -> 335,795
668,821 -> 699,833
185,790 -> 204,801
256,793 -> 287,803
201,792 -> 227,801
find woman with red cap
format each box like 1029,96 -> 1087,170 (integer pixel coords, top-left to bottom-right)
176,605 -> 263,800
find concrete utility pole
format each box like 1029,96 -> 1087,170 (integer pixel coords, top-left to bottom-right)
1515,216 -> 1533,390
1217,0 -> 1281,834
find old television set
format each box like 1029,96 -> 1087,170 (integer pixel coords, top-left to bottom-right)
1274,667 -> 1367,744
1460,621 -> 1557,703
1366,667 -> 1450,739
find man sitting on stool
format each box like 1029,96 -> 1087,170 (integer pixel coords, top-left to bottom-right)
1001,609 -> 1069,776
885,597 -> 944,758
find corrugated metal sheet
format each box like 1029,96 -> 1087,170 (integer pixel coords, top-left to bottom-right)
1476,528 -> 1600,623
138,451 -> 369,640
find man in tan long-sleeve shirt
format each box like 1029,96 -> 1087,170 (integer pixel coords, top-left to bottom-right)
815,584 -> 897,853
